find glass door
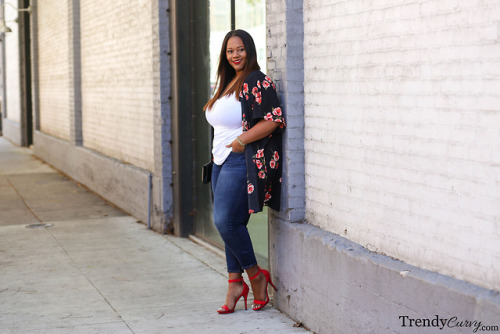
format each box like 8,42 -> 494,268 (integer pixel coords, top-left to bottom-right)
194,0 -> 268,267
234,0 -> 268,267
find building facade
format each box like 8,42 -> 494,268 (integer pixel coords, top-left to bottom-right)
1,0 -> 499,332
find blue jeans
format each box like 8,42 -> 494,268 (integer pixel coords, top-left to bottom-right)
212,151 -> 257,273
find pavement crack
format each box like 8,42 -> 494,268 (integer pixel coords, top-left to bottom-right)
60,314 -> 94,319
5,177 -> 43,223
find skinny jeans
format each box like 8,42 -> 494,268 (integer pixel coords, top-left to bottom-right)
211,151 -> 257,273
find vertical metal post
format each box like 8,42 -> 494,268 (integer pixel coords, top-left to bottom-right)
231,0 -> 235,30
0,0 -> 6,132
147,173 -> 152,229
69,0 -> 82,145
169,0 -> 210,237
18,0 -> 32,146
170,0 -> 194,237
29,0 -> 39,133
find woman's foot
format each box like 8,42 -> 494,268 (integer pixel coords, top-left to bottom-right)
247,266 -> 277,310
248,270 -> 267,308
217,275 -> 249,314
222,280 -> 245,310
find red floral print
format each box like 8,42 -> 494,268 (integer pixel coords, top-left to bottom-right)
255,159 -> 263,169
239,70 -> 285,213
255,92 -> 262,104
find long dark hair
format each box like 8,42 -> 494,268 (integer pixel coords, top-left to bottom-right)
204,30 -> 260,111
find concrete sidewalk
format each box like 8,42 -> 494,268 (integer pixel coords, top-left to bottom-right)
0,137 -> 308,334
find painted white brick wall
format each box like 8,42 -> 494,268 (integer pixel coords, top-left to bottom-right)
4,0 -> 21,124
80,0 -> 155,171
37,0 -> 71,140
303,0 -> 500,291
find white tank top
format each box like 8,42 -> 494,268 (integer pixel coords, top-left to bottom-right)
205,93 -> 243,165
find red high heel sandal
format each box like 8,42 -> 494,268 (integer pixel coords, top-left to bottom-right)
217,278 -> 249,314
249,268 -> 277,311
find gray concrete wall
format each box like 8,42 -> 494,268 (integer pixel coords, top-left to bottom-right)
33,131 -> 165,230
270,218 -> 500,334
2,119 -> 22,146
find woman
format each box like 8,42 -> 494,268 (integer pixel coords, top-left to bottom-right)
204,30 -> 285,314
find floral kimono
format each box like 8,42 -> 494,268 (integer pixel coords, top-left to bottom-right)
239,71 -> 286,213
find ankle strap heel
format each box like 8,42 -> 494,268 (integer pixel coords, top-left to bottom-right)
217,278 -> 249,314
249,268 -> 277,311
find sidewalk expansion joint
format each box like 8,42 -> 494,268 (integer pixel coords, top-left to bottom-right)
6,177 -> 44,223
46,229 -> 136,334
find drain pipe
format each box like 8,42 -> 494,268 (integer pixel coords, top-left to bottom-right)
147,172 -> 152,229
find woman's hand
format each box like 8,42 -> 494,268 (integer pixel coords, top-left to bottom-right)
226,138 -> 246,153
226,120 -> 279,153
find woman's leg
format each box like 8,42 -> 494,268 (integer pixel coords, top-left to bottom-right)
212,152 -> 256,272
213,162 -> 242,273
212,152 -> 257,309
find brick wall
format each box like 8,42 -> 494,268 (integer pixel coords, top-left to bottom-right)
303,0 -> 500,291
80,0 -> 155,171
4,0 -> 21,124
37,0 -> 71,140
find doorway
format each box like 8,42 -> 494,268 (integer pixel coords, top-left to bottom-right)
192,0 -> 268,266
20,0 -> 32,146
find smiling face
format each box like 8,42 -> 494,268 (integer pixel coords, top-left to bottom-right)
226,36 -> 247,75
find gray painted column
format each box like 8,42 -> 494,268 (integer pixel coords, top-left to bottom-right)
267,0 -> 306,224
267,0 -> 306,321
68,0 -> 82,145
152,0 -> 173,233
30,0 -> 39,132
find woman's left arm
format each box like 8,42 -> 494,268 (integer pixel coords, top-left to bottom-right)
225,120 -> 279,152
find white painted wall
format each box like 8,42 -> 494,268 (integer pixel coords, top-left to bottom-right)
4,0 -> 21,124
80,0 -> 155,171
303,0 -> 500,291
37,0 -> 71,140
